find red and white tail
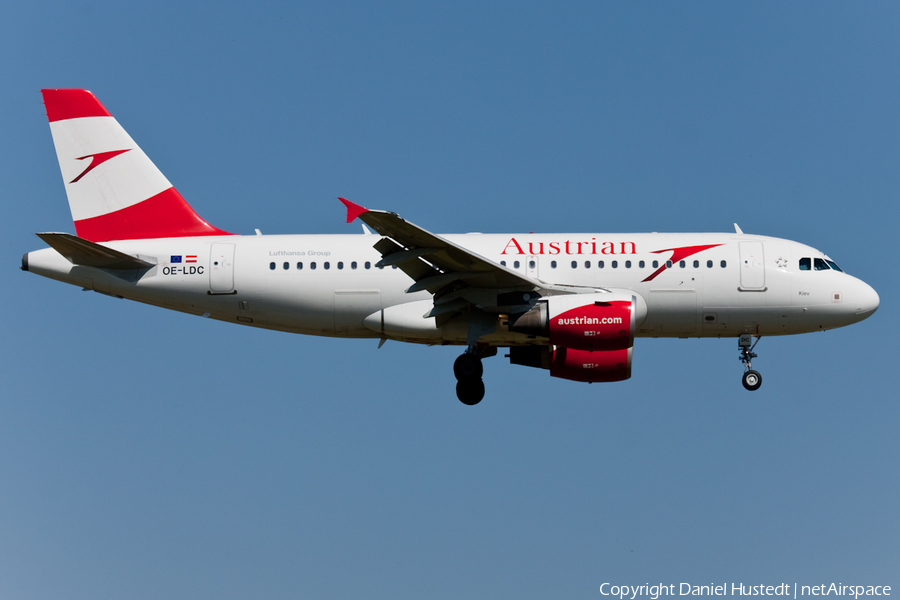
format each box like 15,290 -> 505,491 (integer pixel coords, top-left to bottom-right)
41,89 -> 232,242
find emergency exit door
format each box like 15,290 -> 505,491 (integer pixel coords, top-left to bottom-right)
526,255 -> 538,279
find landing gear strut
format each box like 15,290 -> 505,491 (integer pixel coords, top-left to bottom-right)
454,349 -> 485,405
739,334 -> 762,391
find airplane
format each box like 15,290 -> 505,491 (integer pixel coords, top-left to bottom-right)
22,89 -> 880,405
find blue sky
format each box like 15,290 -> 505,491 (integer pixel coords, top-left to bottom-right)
2,2 -> 898,598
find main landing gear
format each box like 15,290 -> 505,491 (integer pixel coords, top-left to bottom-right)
739,334 -> 762,391
454,349 -> 485,405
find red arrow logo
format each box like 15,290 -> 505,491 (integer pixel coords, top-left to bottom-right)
641,244 -> 724,282
70,149 -> 131,183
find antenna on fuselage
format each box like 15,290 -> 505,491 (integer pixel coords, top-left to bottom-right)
734,223 -> 744,234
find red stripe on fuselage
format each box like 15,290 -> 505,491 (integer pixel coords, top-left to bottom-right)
42,89 -> 112,122
74,187 -> 233,242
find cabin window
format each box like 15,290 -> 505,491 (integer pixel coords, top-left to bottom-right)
311,262 -> 317,270
529,260 -> 536,269
337,261 -> 343,269
514,261 -> 520,269
297,262 -> 303,270
571,261 -> 577,268
653,260 -> 659,269
679,261 -> 685,268
612,260 -> 618,268
365,262 -> 371,269
269,262 -> 276,270
551,260 -> 557,268
283,262 -> 289,270
707,260 -> 713,268
720,260 -> 726,268
585,261 -> 591,268
351,261 -> 357,269
500,261 -> 506,266
324,262 -> 330,270
639,260 -> 645,268
799,258 -> 811,271
599,261 -> 604,268
692,260 -> 699,268
625,260 -> 631,268
666,260 -> 673,268
814,258 -> 830,271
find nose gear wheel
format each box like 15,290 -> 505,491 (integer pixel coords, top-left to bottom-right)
738,335 -> 762,391
742,370 -> 762,391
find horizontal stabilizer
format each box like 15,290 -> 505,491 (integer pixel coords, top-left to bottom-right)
36,232 -> 155,270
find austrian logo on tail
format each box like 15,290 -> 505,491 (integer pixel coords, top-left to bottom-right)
69,149 -> 131,183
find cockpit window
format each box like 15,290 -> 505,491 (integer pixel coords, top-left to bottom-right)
825,260 -> 843,272
799,258 -> 811,271
814,258 -> 830,271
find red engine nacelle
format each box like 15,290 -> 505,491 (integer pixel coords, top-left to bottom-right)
509,293 -> 639,351
508,345 -> 632,383
549,346 -> 632,383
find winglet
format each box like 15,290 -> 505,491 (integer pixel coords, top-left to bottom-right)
339,197 -> 368,223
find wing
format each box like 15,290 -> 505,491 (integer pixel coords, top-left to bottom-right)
340,198 -> 547,319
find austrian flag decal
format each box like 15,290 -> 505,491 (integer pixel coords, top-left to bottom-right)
170,255 -> 198,264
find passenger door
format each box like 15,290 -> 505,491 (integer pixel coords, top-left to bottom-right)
209,243 -> 235,294
739,242 -> 766,290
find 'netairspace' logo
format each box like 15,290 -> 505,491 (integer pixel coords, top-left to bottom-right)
599,584 -> 892,600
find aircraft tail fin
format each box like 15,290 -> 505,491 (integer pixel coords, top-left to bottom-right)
41,89 -> 232,242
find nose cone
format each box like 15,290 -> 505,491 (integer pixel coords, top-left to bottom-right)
854,280 -> 879,321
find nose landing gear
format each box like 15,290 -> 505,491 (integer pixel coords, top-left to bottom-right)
739,334 -> 762,391
454,349 -> 485,405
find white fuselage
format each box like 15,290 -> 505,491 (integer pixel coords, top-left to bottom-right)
24,231 -> 879,345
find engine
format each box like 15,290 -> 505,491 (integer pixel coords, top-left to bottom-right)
509,345 -> 632,383
507,292 -> 642,383
508,292 -> 643,351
